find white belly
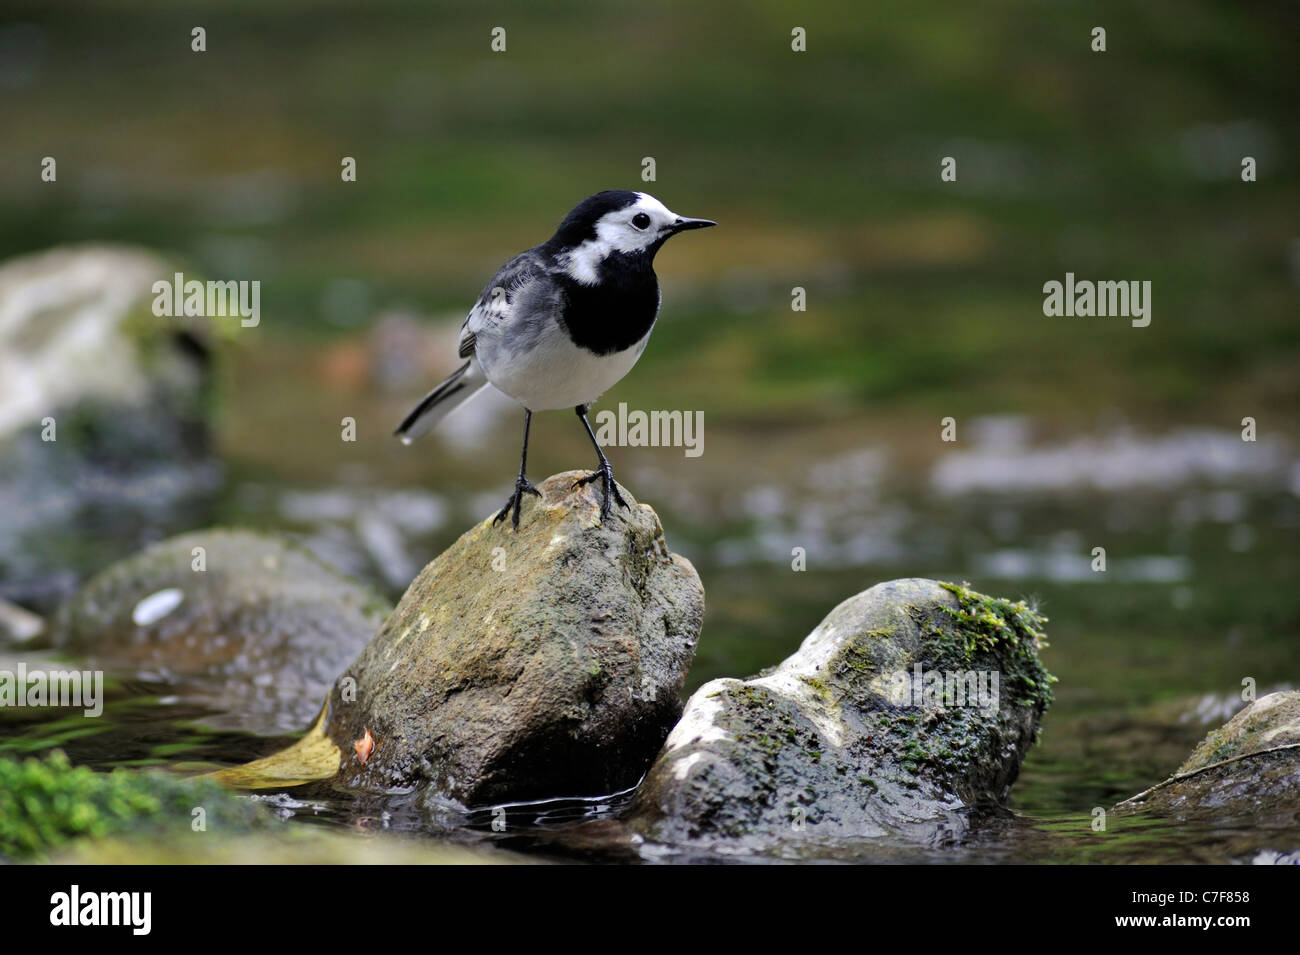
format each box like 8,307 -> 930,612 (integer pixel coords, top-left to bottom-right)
481,330 -> 650,411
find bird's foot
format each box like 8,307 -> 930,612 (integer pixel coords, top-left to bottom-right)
573,464 -> 629,521
493,476 -> 541,529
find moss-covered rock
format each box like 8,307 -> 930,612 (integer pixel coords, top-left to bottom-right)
626,578 -> 1054,854
1178,691 -> 1300,772
322,471 -> 704,807
1115,691 -> 1300,818
0,750 -> 270,860
54,529 -> 391,734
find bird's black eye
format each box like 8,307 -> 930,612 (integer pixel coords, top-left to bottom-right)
631,212 -> 651,230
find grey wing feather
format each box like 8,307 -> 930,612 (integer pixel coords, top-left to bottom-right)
458,250 -> 551,357
457,330 -> 476,358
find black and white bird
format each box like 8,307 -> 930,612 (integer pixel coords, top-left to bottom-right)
394,190 -> 715,527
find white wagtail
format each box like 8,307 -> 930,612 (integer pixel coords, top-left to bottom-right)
395,190 -> 715,527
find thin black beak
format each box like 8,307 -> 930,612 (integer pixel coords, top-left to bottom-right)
670,216 -> 717,233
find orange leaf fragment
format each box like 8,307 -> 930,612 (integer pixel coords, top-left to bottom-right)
354,728 -> 375,765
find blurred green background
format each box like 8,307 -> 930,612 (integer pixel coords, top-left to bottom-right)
2,0 -> 1297,860
4,0 -> 1297,425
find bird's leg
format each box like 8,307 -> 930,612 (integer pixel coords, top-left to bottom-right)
572,404 -> 628,521
494,408 -> 542,529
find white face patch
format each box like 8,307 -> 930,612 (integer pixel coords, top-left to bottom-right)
560,192 -> 682,285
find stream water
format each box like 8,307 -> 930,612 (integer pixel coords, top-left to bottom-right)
2,378 -> 1297,862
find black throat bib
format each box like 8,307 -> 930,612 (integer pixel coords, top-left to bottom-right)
558,251 -> 661,356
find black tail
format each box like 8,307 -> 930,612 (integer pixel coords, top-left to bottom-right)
394,360 -> 488,444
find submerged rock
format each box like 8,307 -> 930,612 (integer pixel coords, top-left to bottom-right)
54,529 -> 390,734
625,579 -> 1054,855
1116,691 -> 1300,817
323,471 -> 704,807
0,245 -> 224,611
54,827 -> 526,865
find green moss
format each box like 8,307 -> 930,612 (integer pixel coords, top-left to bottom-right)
835,643 -> 878,679
1187,709 -> 1278,770
732,685 -> 771,709
724,685 -> 825,764
933,581 -> 1057,710
0,750 -> 270,860
725,686 -> 787,755
800,675 -> 831,698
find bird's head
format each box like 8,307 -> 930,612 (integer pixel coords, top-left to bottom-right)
548,190 -> 715,283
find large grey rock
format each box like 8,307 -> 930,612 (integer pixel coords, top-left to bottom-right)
0,244 -> 214,440
1116,691 -> 1300,817
323,471 -> 704,807
54,529 -> 390,734
0,245 -> 223,610
626,579 -> 1054,855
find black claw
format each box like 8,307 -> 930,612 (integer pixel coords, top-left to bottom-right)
573,464 -> 628,521
493,477 -> 540,529
572,405 -> 629,522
